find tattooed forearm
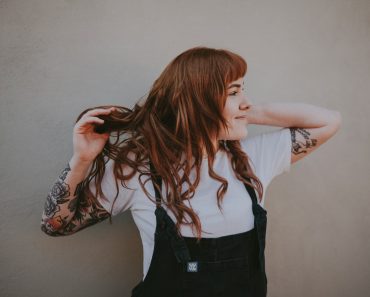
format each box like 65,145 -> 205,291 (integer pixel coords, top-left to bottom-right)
41,163 -> 83,235
41,162 -> 110,237
290,128 -> 318,155
62,204 -> 110,235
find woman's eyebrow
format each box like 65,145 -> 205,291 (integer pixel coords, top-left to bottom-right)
227,82 -> 244,89
228,84 -> 240,89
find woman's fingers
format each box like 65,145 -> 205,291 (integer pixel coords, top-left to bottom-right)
79,107 -> 115,124
78,116 -> 104,127
85,107 -> 115,117
75,107 -> 115,133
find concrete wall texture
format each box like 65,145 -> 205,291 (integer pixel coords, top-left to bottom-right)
1,0 -> 369,296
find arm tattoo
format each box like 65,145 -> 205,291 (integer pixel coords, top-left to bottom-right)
290,128 -> 318,155
41,163 -> 110,236
41,163 -> 83,235
62,199 -> 110,235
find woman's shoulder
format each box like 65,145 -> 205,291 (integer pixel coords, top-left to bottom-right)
105,151 -> 148,176
89,153 -> 148,215
240,128 -> 291,186
240,128 -> 290,156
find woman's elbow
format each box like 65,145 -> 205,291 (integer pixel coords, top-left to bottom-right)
333,110 -> 342,127
327,110 -> 342,134
40,220 -> 68,237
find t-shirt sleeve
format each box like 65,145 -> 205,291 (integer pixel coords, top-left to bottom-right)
87,157 -> 136,216
240,127 -> 292,187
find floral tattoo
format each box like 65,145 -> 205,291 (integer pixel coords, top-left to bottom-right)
41,163 -> 110,236
290,128 -> 317,155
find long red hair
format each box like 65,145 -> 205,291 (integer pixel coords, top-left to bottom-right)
76,46 -> 264,240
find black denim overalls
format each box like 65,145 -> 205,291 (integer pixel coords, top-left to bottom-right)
131,162 -> 268,297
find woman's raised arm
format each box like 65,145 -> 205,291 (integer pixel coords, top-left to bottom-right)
40,156 -> 111,236
41,107 -> 116,236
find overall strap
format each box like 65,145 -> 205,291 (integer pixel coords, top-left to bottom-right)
244,178 -> 257,205
244,177 -> 267,275
149,160 -> 162,208
149,159 -> 191,264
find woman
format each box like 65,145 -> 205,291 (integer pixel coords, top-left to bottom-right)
41,46 -> 342,297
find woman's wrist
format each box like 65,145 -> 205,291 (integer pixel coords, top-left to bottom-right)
245,104 -> 266,125
70,155 -> 93,173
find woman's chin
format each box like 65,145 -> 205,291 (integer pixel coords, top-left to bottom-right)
218,126 -> 248,141
240,131 -> 248,140
238,127 -> 248,140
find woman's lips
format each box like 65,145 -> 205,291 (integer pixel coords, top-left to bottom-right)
234,116 -> 248,124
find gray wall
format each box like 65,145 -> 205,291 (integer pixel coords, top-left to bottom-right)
1,0 -> 369,296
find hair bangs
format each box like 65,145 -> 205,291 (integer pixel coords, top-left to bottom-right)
221,50 -> 247,85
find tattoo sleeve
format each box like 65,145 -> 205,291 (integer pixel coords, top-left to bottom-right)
41,163 -> 110,237
290,128 -> 318,155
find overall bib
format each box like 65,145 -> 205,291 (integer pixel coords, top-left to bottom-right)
131,162 -> 268,297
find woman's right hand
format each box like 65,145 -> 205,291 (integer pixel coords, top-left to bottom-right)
72,107 -> 116,163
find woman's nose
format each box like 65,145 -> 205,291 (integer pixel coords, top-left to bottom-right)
240,96 -> 252,110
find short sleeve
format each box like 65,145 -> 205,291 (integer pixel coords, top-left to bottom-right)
88,158 -> 136,216
240,128 -> 292,187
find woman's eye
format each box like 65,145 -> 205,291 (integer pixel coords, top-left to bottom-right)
229,88 -> 245,96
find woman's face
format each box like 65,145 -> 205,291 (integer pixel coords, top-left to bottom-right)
217,77 -> 251,141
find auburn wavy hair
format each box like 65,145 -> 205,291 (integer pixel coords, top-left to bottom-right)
76,46 -> 264,241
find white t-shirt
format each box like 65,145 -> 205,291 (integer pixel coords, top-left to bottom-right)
89,127 -> 292,279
